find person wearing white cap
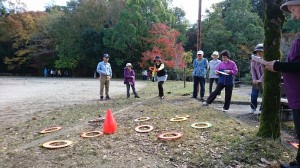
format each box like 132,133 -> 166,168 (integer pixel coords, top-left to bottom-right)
265,1 -> 300,167
191,50 -> 208,101
208,51 -> 221,98
123,63 -> 139,98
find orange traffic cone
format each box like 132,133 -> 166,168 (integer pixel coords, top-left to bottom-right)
103,109 -> 117,134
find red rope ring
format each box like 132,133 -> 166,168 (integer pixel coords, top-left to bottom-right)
157,132 -> 183,141
39,126 -> 62,134
81,131 -> 103,138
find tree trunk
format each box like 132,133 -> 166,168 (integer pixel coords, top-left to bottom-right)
257,0 -> 284,139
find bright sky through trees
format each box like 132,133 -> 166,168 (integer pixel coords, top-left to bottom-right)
20,0 -> 224,24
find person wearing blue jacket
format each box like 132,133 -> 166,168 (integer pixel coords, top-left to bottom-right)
96,54 -> 112,101
192,50 -> 208,101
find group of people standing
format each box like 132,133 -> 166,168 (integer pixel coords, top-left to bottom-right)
195,45 -> 264,113
96,54 -> 167,101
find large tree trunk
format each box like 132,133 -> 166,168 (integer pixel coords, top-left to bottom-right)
257,0 -> 284,139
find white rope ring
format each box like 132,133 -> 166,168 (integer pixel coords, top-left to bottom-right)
81,131 -> 103,138
191,122 -> 212,129
175,115 -> 190,118
170,117 -> 188,122
134,117 -> 150,122
42,140 -> 73,149
157,132 -> 183,141
39,126 -> 62,134
135,125 -> 154,133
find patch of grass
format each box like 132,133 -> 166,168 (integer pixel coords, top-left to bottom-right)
0,80 -> 296,168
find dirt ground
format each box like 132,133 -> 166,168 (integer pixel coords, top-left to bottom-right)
0,77 -> 145,127
0,77 -> 297,168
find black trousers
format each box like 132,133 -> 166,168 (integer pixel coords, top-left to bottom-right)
293,109 -> 300,163
158,81 -> 164,97
209,78 -> 220,95
206,83 -> 233,110
126,83 -> 137,97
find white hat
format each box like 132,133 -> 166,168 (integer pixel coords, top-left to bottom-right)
126,63 -> 132,67
280,0 -> 300,13
197,50 -> 204,55
212,51 -> 219,56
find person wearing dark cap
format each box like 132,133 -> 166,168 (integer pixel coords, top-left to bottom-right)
154,55 -> 167,99
250,44 -> 264,114
202,50 -> 238,112
96,54 -> 112,101
265,1 -> 300,167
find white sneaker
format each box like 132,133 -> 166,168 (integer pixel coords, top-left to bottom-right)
254,110 -> 261,115
202,102 -> 209,106
250,109 -> 255,113
222,108 -> 229,112
217,95 -> 221,99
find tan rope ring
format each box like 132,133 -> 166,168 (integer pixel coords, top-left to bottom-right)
134,117 -> 150,122
175,115 -> 190,118
81,131 -> 103,138
170,117 -> 188,122
88,118 -> 104,123
39,126 -> 62,134
191,122 -> 212,129
157,132 -> 183,141
135,125 -> 154,133
42,140 -> 73,149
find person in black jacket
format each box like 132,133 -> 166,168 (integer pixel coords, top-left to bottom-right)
154,56 -> 168,99
265,1 -> 300,167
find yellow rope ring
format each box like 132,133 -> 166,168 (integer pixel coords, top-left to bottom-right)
148,66 -> 156,72
81,131 -> 103,138
175,115 -> 190,118
157,132 -> 183,141
135,125 -> 154,133
191,122 -> 212,129
39,126 -> 62,134
42,140 -> 73,149
170,117 -> 188,122
134,117 -> 150,122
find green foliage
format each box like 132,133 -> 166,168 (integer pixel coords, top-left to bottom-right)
283,16 -> 300,33
201,0 -> 264,79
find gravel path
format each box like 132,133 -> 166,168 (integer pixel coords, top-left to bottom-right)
0,77 -> 145,125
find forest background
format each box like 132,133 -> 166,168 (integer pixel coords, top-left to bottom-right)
0,0 -> 299,81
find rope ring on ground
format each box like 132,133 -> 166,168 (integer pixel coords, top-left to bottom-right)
135,125 -> 154,133
88,118 -> 104,123
191,122 -> 212,129
175,115 -> 190,118
39,126 -> 62,134
42,140 -> 73,149
170,117 -> 188,122
148,66 -> 156,72
81,131 -> 104,138
134,117 -> 150,122
157,132 -> 183,141
290,142 -> 299,149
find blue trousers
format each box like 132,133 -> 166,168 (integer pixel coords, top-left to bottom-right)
250,86 -> 262,110
193,76 -> 205,98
